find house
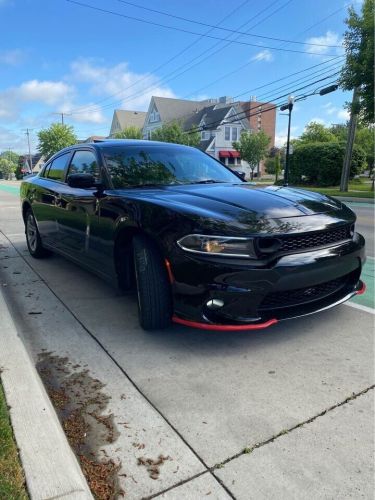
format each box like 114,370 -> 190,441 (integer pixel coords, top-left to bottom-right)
109,110 -> 147,136
142,95 -> 276,177
142,96 -> 213,139
19,153 -> 45,174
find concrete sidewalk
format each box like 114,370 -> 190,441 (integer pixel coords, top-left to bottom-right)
0,288 -> 93,500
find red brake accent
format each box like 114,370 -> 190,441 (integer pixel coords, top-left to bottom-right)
172,315 -> 278,331
356,281 -> 366,295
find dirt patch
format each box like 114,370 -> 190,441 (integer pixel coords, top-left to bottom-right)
36,352 -> 124,499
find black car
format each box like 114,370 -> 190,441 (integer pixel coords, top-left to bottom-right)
20,140 -> 365,331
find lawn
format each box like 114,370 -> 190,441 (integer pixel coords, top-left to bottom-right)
0,381 -> 28,499
255,179 -> 374,199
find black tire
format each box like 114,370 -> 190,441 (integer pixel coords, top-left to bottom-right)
133,235 -> 172,330
25,209 -> 50,258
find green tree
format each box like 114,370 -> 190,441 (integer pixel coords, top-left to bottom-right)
330,123 -> 374,170
299,122 -> 338,143
150,121 -> 200,147
233,130 -> 270,180
113,126 -> 142,139
339,0 -> 374,124
265,154 -> 282,184
0,158 -> 17,179
37,123 -> 77,160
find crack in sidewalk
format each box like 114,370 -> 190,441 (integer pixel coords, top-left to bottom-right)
212,384 -> 375,471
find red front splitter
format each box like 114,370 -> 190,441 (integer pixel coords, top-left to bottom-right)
172,315 -> 278,331
356,281 -> 366,295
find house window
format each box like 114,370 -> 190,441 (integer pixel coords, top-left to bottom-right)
232,127 -> 238,141
228,157 -> 235,165
225,127 -> 230,141
201,131 -> 209,140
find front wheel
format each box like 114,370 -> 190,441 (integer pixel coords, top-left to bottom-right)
133,235 -> 172,330
25,209 -> 50,258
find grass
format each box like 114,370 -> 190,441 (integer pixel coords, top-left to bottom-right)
0,381 -> 28,499
256,178 -> 374,199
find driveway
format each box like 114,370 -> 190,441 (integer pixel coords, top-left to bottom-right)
0,183 -> 373,499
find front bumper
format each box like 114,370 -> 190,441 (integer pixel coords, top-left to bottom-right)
169,233 -> 366,330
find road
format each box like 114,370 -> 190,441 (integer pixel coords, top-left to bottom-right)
0,182 -> 373,499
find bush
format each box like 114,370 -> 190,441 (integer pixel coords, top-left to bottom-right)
289,142 -> 366,186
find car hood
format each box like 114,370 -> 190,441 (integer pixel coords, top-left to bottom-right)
120,183 -> 345,219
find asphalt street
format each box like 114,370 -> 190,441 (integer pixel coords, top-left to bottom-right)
0,182 -> 373,499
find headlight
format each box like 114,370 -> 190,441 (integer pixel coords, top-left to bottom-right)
177,234 -> 257,258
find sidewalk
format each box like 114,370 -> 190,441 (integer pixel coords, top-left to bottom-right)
0,288 -> 93,500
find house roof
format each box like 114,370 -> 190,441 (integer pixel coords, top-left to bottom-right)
151,96 -> 211,124
114,110 -> 147,130
197,138 -> 214,151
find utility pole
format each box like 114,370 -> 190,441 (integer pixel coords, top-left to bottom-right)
280,95 -> 294,187
52,112 -> 71,124
23,128 -> 33,173
340,87 -> 359,192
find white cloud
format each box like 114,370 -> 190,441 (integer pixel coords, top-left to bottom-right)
305,31 -> 344,56
70,58 -> 176,111
308,117 -> 327,125
0,49 -> 25,65
275,126 -> 299,148
18,80 -> 74,105
0,80 -> 75,120
337,109 -> 350,121
251,49 -> 273,62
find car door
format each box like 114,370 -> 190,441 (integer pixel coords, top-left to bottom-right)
57,149 -> 103,266
31,151 -> 72,249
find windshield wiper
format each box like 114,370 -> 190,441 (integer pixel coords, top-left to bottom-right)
191,179 -> 224,184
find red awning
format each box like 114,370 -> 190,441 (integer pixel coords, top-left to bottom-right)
219,150 -> 240,158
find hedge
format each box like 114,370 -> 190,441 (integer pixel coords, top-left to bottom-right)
289,142 -> 366,187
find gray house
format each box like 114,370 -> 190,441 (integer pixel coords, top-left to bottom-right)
109,109 -> 147,136
142,96 -> 251,175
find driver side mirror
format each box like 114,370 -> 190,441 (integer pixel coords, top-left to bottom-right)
67,173 -> 96,188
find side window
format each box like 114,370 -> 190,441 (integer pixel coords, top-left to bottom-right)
68,150 -> 100,180
46,153 -> 70,181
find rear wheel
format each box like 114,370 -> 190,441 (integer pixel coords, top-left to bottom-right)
25,209 -> 50,258
133,235 -> 172,330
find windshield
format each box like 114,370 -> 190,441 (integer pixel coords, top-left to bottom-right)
102,144 -> 241,188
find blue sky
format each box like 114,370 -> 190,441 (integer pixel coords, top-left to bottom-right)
0,0 -> 363,153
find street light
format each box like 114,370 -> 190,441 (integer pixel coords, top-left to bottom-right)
280,95 -> 294,187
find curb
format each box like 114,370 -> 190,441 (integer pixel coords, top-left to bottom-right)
336,196 -> 374,204
0,288 -> 93,500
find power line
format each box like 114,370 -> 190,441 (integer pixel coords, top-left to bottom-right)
184,74 -> 341,134
182,4 -> 345,99
114,0 -> 341,47
68,0 -> 253,114
65,0 -> 340,56
68,0 -> 289,115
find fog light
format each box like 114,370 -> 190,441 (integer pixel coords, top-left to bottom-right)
206,299 -> 225,309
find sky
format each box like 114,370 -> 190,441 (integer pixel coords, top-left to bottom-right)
0,0 -> 364,154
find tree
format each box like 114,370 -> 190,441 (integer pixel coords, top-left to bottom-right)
150,121 -> 200,147
113,126 -> 142,139
330,123 -> 374,170
37,123 -> 77,160
0,158 -> 17,179
299,122 -> 338,143
232,130 -> 270,180
339,0 -> 374,124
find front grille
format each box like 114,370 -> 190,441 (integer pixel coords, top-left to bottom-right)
278,225 -> 352,253
259,275 -> 349,310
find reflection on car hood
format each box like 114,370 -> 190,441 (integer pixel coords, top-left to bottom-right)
119,183 -> 345,219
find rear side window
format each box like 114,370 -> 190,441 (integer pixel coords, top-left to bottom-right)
46,153 -> 70,181
68,150 -> 100,180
